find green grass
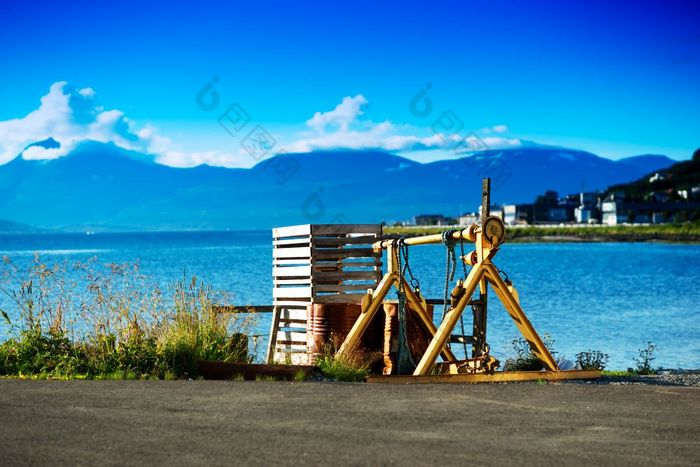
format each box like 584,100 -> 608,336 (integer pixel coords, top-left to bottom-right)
602,370 -> 641,377
0,257 -> 255,380
316,354 -> 370,382
385,222 -> 700,243
315,344 -> 380,382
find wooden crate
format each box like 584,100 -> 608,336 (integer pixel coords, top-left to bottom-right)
266,224 -> 383,364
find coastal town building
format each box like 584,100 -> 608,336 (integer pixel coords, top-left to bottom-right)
458,212 -> 479,226
413,214 -> 452,226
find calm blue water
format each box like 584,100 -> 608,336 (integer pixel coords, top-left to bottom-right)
1,231 -> 698,369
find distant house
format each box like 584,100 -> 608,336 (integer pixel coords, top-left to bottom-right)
601,194 -> 626,225
414,214 -> 451,226
575,205 -> 593,223
601,193 -> 700,225
574,192 -> 598,223
478,204 -> 504,220
649,173 -> 666,183
502,205 -> 517,225
458,212 -> 479,226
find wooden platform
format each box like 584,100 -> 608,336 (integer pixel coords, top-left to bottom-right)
366,370 -> 602,384
267,224 -> 383,364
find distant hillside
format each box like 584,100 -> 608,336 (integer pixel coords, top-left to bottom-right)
0,218 -> 44,233
616,154 -> 677,175
607,149 -> 700,201
0,140 -> 679,230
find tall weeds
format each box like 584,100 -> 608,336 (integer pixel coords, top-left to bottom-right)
0,255 -> 255,379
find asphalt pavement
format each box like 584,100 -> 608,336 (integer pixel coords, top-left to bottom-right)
0,380 -> 698,466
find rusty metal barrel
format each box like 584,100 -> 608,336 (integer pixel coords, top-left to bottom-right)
382,301 -> 434,375
307,303 -> 382,364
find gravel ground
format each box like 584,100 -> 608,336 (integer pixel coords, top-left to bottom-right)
1,379 -> 698,466
590,371 -> 700,387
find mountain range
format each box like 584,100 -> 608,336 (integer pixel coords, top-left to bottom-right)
0,140 -> 677,231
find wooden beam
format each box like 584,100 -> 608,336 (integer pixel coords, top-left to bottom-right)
337,272 -> 396,356
273,246 -> 312,259
413,264 -> 486,375
273,224 -> 311,238
311,224 -> 382,235
483,263 -> 558,371
367,370 -> 602,384
401,280 -> 457,362
273,265 -> 312,277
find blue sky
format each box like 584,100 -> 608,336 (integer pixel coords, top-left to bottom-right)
0,0 -> 698,167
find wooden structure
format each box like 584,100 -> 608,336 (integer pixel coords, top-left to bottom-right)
265,224 -> 382,364
335,179 -> 601,383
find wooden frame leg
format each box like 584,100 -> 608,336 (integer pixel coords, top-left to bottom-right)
483,263 -> 558,371
401,279 -> 457,362
337,272 -> 396,356
265,305 -> 282,364
413,264 -> 485,375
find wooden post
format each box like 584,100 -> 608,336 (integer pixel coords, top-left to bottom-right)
472,178 -> 490,358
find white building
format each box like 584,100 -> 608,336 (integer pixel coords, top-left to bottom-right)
575,206 -> 592,223
458,212 -> 479,226
601,199 -> 626,225
502,205 -> 517,225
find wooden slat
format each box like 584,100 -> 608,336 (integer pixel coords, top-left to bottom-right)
314,294 -> 365,304
273,304 -> 312,311
277,308 -> 307,321
279,323 -> 306,329
311,236 -> 380,246
273,265 -> 312,277
274,278 -> 312,285
313,271 -> 381,281
314,284 -> 372,292
311,224 -> 381,235
273,224 -> 311,237
312,260 -> 381,268
273,286 -> 312,298
274,259 -> 313,266
273,238 -> 311,247
313,248 -> 377,260
274,343 -> 308,351
273,246 -> 312,259
276,340 -> 307,347
276,331 -> 307,342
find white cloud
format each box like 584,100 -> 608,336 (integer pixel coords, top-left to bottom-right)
479,124 -> 509,135
287,96 -> 520,154
0,84 -> 519,168
306,95 -> 368,132
0,82 -> 156,163
0,82 -> 244,167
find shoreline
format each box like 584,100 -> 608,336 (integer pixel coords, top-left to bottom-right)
385,223 -> 700,243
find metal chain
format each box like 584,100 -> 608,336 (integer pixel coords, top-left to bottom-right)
441,230 -> 457,323
399,236 -> 420,291
457,233 -> 469,357
395,238 -> 415,374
